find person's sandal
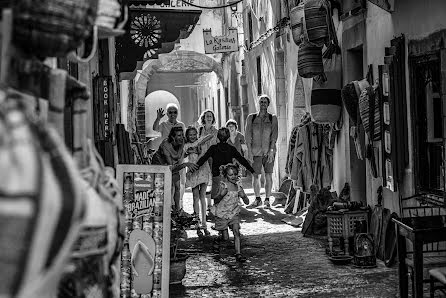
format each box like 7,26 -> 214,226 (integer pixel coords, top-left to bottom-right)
235,253 -> 247,263
197,229 -> 204,239
203,229 -> 210,236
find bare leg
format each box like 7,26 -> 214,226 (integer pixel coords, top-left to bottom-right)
221,229 -> 229,241
179,170 -> 186,210
265,173 -> 273,198
192,186 -> 200,216
173,180 -> 180,211
232,224 -> 241,255
199,183 -> 208,230
252,173 -> 261,198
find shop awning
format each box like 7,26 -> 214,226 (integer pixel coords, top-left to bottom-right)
115,7 -> 201,73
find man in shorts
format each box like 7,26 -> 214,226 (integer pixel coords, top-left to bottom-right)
244,94 -> 278,208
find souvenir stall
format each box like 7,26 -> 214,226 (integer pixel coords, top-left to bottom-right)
286,0 -> 376,268
0,1 -> 129,297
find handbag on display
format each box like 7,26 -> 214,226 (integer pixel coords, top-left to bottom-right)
298,42 -> 324,78
303,0 -> 331,47
341,78 -> 370,126
0,89 -> 85,298
310,45 -> 342,124
290,1 -> 305,46
13,0 -> 99,57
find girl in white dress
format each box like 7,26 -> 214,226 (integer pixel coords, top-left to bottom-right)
184,126 -> 213,237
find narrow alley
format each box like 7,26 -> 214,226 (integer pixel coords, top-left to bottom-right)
171,187 -> 399,298
3,1 -> 446,298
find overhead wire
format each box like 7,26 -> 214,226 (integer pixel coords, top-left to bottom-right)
180,0 -> 243,9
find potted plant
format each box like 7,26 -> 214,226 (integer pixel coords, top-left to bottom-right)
169,210 -> 197,284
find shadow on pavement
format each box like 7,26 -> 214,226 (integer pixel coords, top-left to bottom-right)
170,229 -> 399,298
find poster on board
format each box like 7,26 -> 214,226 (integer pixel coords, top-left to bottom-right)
117,165 -> 172,298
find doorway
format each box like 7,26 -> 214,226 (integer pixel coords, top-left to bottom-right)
410,53 -> 445,194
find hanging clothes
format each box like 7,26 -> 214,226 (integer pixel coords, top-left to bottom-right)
290,121 -> 333,192
285,113 -> 312,176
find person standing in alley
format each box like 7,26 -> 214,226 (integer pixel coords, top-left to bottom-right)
152,103 -> 186,140
152,103 -> 187,210
245,94 -> 278,208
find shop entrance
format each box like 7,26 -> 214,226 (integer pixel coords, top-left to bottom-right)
410,53 -> 445,193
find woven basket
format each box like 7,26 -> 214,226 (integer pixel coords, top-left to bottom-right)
13,0 -> 99,57
290,2 -> 305,46
304,0 -> 330,47
298,42 -> 324,78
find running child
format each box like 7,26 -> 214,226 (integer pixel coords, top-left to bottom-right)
213,163 -> 249,262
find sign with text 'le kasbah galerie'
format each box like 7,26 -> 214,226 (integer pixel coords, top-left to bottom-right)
203,28 -> 238,54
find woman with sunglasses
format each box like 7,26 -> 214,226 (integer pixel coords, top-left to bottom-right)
152,103 -> 186,140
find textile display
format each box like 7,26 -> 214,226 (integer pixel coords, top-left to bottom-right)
303,0 -> 331,47
290,121 -> 333,192
59,140 -> 124,298
298,42 -> 324,78
0,89 -> 85,298
290,1 -> 305,46
285,112 -> 311,176
359,85 -> 382,165
13,0 -> 99,57
310,46 -> 342,124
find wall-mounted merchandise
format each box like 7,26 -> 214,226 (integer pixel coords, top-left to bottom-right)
379,35 -> 409,192
117,165 -> 172,298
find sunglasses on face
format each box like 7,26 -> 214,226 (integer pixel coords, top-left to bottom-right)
168,111 -> 178,114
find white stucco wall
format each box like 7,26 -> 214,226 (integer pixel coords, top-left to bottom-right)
362,0 -> 446,213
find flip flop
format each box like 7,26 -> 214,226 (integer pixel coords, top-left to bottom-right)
129,229 -> 156,294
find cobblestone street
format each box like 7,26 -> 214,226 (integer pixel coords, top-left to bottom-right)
170,189 -> 399,298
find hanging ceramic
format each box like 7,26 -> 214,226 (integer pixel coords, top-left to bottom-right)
96,0 -> 128,39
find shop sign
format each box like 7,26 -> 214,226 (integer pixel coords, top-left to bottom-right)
117,165 -> 172,297
203,28 -> 239,54
95,76 -> 113,141
131,0 -> 202,11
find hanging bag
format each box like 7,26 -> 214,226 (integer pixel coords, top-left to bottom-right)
298,42 -> 324,78
0,89 -> 85,298
303,0 -> 331,47
13,0 -> 99,57
310,45 -> 342,124
290,1 -> 305,46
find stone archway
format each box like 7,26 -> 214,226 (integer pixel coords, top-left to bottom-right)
133,50 -> 223,140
